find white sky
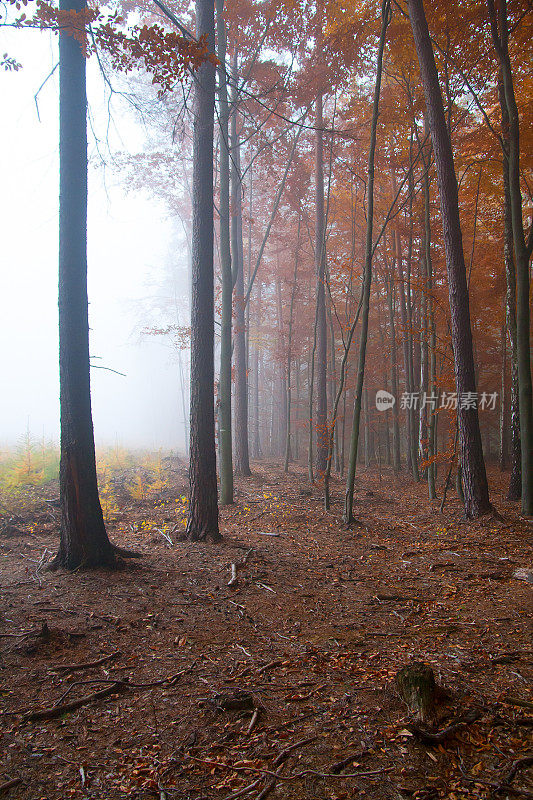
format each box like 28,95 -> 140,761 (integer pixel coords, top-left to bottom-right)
0,27 -> 190,451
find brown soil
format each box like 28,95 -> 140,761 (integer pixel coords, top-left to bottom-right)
0,462 -> 532,800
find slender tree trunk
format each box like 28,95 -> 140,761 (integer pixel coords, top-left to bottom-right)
387,275 -> 401,472
186,0 -> 220,541
423,161 -> 437,499
499,317 -> 509,471
308,291 -> 318,483
216,0 -> 234,505
407,0 -> 491,517
488,0 -> 533,515
419,253 -> 428,473
363,387 -> 371,467
231,51 -> 251,477
52,0 -> 116,570
344,0 -> 390,524
251,284 -> 263,460
315,95 -> 328,475
498,70 -> 521,498
276,277 -> 288,459
285,219 -> 301,471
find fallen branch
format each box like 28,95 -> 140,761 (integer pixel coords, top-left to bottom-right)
496,755 -> 533,795
329,752 -> 367,774
24,681 -> 126,721
407,708 -> 481,745
187,752 -> 390,783
228,549 -> 253,588
50,650 -> 122,673
23,665 -> 195,721
246,709 -> 260,736
256,737 -> 318,800
0,777 -> 22,794
257,660 -> 283,675
459,756 -> 533,799
505,697 -> 533,711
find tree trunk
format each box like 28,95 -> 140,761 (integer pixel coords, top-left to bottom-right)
499,318 -> 509,471
488,0 -> 533,515
407,0 -> 491,517
251,284 -> 263,460
498,68 -> 521,499
423,161 -> 437,499
52,0 -> 115,570
285,219 -> 301,471
315,95 -> 328,476
387,273 -> 401,472
216,0 -> 234,506
186,0 -> 220,541
231,51 -> 251,477
344,0 -> 390,523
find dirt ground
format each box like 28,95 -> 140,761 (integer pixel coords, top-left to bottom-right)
0,461 -> 532,800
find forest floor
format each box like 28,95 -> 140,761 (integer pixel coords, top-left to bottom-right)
0,460 -> 532,800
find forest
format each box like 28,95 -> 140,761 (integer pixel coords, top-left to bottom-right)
0,0 -> 532,797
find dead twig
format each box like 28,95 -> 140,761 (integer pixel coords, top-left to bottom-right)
50,650 -> 122,673
188,748 -> 390,784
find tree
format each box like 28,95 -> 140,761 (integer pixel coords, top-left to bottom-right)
487,0 -> 533,516
315,93 -> 328,476
216,0 -> 234,506
344,0 -> 391,525
186,0 -> 221,541
231,50 -> 252,478
51,0 -> 118,570
407,0 -> 491,518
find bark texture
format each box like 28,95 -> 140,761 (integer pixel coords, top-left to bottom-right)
407,0 -> 491,517
53,0 -> 115,570
216,0 -> 234,506
186,0 -> 220,541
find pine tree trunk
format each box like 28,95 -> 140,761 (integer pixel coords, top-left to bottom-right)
186,0 -> 220,541
408,0 -> 491,517
53,0 -> 115,570
216,0 -> 234,506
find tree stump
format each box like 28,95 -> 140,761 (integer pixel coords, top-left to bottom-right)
395,662 -> 436,724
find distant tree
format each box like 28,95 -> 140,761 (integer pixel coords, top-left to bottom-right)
186,0 -> 221,541
407,0 -> 491,518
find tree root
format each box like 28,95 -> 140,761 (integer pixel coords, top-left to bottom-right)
407,708 -> 481,745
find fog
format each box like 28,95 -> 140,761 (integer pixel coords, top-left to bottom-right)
0,29 -> 190,451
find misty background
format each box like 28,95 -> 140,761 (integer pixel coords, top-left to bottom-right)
1,27 -> 190,452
